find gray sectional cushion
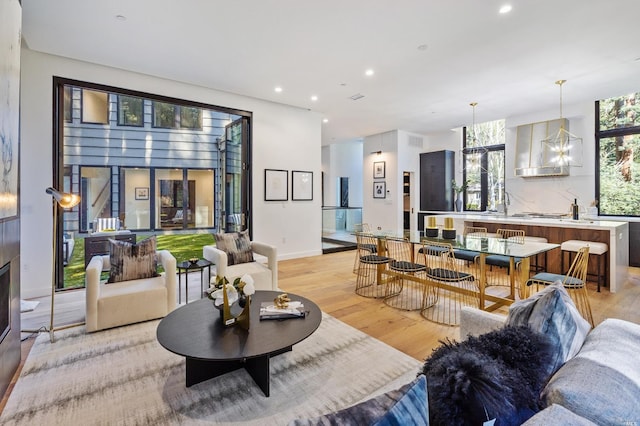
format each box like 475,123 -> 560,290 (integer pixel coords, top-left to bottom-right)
542,318 -> 640,426
289,375 -> 429,426
522,404 -> 596,425
505,282 -> 590,375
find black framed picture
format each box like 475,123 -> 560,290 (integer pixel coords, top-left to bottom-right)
373,161 -> 385,179
373,181 -> 386,199
292,170 -> 313,201
264,169 -> 288,201
135,187 -> 149,200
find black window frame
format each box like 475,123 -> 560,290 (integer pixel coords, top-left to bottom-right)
117,95 -> 144,127
152,100 -> 179,129
180,106 -> 203,130
595,97 -> 640,217
462,126 -> 505,212
80,88 -> 109,125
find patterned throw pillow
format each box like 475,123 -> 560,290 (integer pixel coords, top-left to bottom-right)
214,230 -> 255,266
107,236 -> 159,283
288,375 -> 429,426
506,282 -> 590,375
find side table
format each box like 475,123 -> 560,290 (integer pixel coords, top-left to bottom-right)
176,259 -> 212,304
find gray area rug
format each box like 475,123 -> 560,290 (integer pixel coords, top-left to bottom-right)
1,313 -> 422,425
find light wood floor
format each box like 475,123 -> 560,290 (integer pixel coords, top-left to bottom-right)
3,249 -> 640,414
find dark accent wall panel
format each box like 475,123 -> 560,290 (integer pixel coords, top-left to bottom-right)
420,150 -> 454,211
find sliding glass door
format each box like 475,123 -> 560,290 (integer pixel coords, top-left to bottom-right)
223,117 -> 249,232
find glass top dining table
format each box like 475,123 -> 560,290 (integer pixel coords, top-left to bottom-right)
377,230 -> 559,258
371,230 -> 560,310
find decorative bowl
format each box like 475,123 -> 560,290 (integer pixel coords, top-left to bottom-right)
189,258 -> 199,265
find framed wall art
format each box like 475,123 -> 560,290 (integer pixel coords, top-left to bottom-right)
373,161 -> 385,179
292,170 -> 313,201
264,169 -> 288,201
373,181 -> 386,199
134,187 -> 149,200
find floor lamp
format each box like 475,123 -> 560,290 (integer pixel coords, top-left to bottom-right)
46,187 -> 83,343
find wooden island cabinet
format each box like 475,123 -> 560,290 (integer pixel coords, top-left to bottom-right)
466,216 -> 628,293
418,212 -> 629,293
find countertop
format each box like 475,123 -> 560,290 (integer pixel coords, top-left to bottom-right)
419,212 -> 627,230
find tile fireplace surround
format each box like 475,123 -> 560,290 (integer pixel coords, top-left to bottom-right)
0,217 -> 20,399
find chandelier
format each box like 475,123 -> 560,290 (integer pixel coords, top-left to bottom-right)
465,102 -> 487,172
540,80 -> 583,167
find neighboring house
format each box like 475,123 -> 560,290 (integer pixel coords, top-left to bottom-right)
61,85 -> 246,234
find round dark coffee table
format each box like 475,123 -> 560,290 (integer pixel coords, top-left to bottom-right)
156,290 -> 321,396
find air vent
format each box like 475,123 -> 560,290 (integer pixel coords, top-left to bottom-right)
349,93 -> 365,101
408,135 -> 423,148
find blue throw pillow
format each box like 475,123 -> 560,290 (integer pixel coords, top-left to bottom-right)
288,375 -> 429,426
506,282 -> 590,375
373,375 -> 429,426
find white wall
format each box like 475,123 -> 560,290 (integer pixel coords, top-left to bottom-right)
363,131 -> 398,230
397,130 -> 426,232
20,48 -> 322,298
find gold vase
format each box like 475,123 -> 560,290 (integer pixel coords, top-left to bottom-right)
221,287 -> 250,330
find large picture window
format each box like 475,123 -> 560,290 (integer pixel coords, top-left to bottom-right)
597,92 -> 640,216
462,119 -> 506,211
54,78 -> 251,290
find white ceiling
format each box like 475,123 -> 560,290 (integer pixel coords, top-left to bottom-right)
21,0 -> 640,145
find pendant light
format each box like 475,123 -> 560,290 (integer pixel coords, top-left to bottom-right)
541,80 -> 583,167
466,102 -> 485,172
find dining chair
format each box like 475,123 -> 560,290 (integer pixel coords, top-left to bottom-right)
526,246 -> 594,327
420,241 -> 478,326
354,231 -> 392,298
485,228 -> 525,294
383,237 -> 427,310
452,226 -> 488,263
352,223 -> 375,273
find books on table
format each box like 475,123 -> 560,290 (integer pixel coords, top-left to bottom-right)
259,301 -> 306,320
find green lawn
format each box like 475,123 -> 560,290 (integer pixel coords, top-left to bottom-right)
63,232 -> 215,288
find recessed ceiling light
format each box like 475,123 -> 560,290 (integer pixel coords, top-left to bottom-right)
365,69 -> 375,77
499,4 -> 512,14
323,118 -> 329,123
417,44 -> 428,51
274,86 -> 283,93
311,95 -> 318,101
115,14 -> 127,21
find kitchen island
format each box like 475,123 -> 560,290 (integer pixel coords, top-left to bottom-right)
418,212 -> 629,293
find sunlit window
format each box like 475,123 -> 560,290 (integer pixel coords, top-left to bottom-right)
463,119 -> 505,211
81,89 -> 108,124
597,92 -> 640,216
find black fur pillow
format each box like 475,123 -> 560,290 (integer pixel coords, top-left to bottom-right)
420,326 -> 555,426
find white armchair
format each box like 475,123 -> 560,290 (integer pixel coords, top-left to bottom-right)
203,241 -> 278,291
85,250 -> 177,332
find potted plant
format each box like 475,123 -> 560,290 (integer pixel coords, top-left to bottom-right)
451,180 -> 468,212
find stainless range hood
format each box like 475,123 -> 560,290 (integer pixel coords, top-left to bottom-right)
515,165 -> 569,177
514,118 -> 570,177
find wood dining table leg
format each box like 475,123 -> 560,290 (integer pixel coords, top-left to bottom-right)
478,253 -> 487,310
518,257 -> 531,299
376,237 -> 386,285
